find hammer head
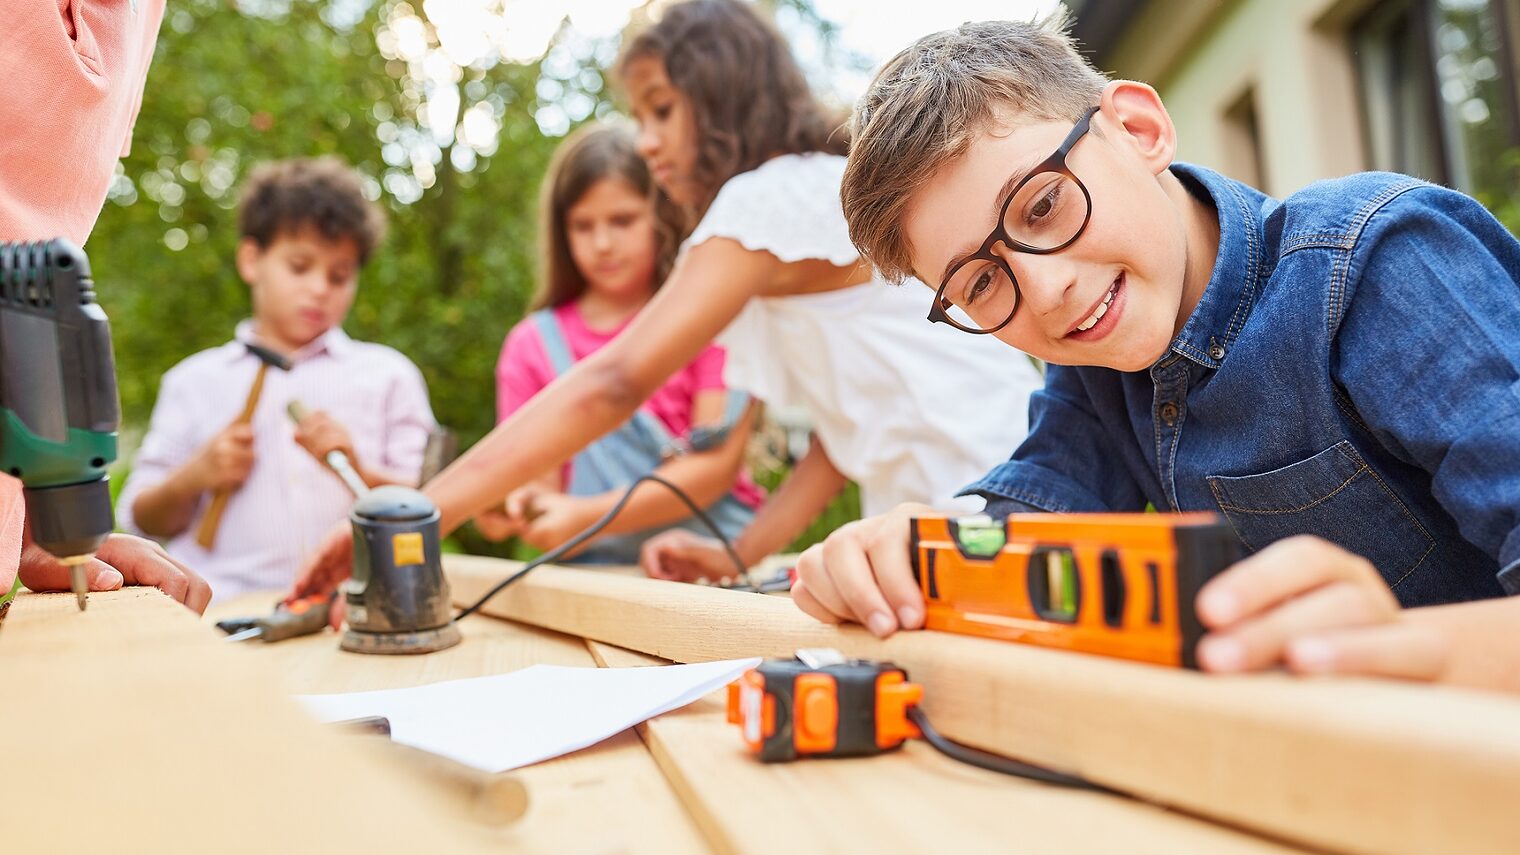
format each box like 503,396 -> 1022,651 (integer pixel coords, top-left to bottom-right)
244,342 -> 293,372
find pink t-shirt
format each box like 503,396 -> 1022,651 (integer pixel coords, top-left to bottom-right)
496,302 -> 763,507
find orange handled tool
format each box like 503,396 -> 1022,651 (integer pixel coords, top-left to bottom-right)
194,342 -> 292,550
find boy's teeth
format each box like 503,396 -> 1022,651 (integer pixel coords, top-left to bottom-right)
1076,283 -> 1119,332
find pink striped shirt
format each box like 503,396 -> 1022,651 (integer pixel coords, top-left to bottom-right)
117,322 -> 436,600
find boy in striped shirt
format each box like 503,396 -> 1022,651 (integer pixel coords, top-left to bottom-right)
118,158 -> 436,601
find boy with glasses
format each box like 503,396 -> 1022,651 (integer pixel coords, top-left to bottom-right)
793,17 -> 1520,693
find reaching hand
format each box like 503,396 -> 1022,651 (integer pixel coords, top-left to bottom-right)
791,503 -> 935,638
1194,535 -> 1447,681
640,530 -> 744,583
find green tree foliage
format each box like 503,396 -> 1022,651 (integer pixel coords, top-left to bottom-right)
91,0 -> 603,452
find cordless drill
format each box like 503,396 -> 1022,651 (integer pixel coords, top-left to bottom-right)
0,239 -> 121,609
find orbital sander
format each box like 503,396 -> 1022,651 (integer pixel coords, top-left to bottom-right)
342,484 -> 462,654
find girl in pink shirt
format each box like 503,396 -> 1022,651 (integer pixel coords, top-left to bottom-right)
478,123 -> 760,562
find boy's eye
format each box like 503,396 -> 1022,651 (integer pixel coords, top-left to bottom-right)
958,264 -> 1003,306
653,103 -> 673,120
610,214 -> 637,228
1025,181 -> 1063,225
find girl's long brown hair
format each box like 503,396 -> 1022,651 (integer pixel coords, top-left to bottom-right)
618,0 -> 847,224
532,122 -> 679,311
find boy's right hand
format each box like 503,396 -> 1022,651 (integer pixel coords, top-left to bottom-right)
792,503 -> 935,638
192,423 -> 255,492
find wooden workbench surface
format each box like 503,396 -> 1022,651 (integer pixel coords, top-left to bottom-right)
2,584 -> 1313,853
206,588 -> 1300,854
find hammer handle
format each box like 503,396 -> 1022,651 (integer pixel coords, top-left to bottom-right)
194,363 -> 270,550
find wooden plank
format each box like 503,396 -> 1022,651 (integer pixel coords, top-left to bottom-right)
447,555 -> 1520,855
205,591 -> 710,855
0,589 -> 504,855
585,640 -> 1302,855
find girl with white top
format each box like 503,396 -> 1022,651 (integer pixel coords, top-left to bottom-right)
291,0 -> 1043,595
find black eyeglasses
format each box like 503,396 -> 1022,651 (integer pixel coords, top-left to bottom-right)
929,106 -> 1099,334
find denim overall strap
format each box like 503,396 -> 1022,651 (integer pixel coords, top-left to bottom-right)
529,310 -> 755,564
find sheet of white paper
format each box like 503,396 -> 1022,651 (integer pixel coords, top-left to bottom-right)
296,657 -> 760,772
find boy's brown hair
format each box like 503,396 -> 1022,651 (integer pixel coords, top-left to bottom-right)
238,157 -> 387,265
533,122 -> 680,311
842,15 -> 1107,285
618,0 -> 846,224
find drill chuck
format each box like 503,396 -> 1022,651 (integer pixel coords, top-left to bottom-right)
25,477 -> 113,561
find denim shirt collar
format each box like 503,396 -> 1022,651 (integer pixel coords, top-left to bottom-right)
1159,163 -> 1267,371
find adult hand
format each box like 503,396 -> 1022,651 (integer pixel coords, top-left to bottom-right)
1194,535 -> 1448,681
18,533 -> 213,614
640,530 -> 744,583
791,503 -> 935,638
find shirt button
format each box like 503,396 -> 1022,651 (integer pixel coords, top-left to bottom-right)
1160,402 -> 1180,425
1208,343 -> 1226,360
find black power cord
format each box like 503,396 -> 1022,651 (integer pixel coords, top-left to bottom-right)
906,706 -> 1113,791
454,473 -> 752,621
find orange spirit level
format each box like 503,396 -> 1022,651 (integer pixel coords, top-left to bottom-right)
909,513 -> 1242,668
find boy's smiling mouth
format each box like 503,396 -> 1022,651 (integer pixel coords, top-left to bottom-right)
1065,272 -> 1125,341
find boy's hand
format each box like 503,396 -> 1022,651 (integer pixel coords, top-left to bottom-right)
502,484 -> 546,523
192,423 -> 255,492
519,493 -> 598,553
289,523 -> 352,629
293,409 -> 357,468
1195,535 -> 1448,681
18,533 -> 212,614
792,503 -> 935,638
473,506 -> 522,542
640,530 -> 742,583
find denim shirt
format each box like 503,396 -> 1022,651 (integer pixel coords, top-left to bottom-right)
965,163 -> 1520,607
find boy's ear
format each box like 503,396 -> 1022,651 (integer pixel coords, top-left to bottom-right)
1099,80 -> 1177,177
234,238 -> 263,286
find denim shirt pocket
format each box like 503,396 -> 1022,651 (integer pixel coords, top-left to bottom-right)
1207,441 -> 1435,588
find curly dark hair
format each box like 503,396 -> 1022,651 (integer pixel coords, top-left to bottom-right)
618,0 -> 847,223
237,157 -> 386,264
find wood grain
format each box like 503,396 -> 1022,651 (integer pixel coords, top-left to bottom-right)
586,640 -> 1302,855
448,554 -> 1520,855
206,591 -> 709,855
0,589 -> 503,854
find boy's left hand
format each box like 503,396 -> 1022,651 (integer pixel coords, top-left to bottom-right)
1195,535 -> 1448,681
293,409 -> 357,467
519,493 -> 598,553
18,533 -> 213,614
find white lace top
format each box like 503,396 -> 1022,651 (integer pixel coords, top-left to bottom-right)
683,153 -> 1044,515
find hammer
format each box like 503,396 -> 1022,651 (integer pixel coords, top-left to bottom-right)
194,342 -> 292,550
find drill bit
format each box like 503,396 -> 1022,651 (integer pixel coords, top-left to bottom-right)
64,557 -> 89,611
